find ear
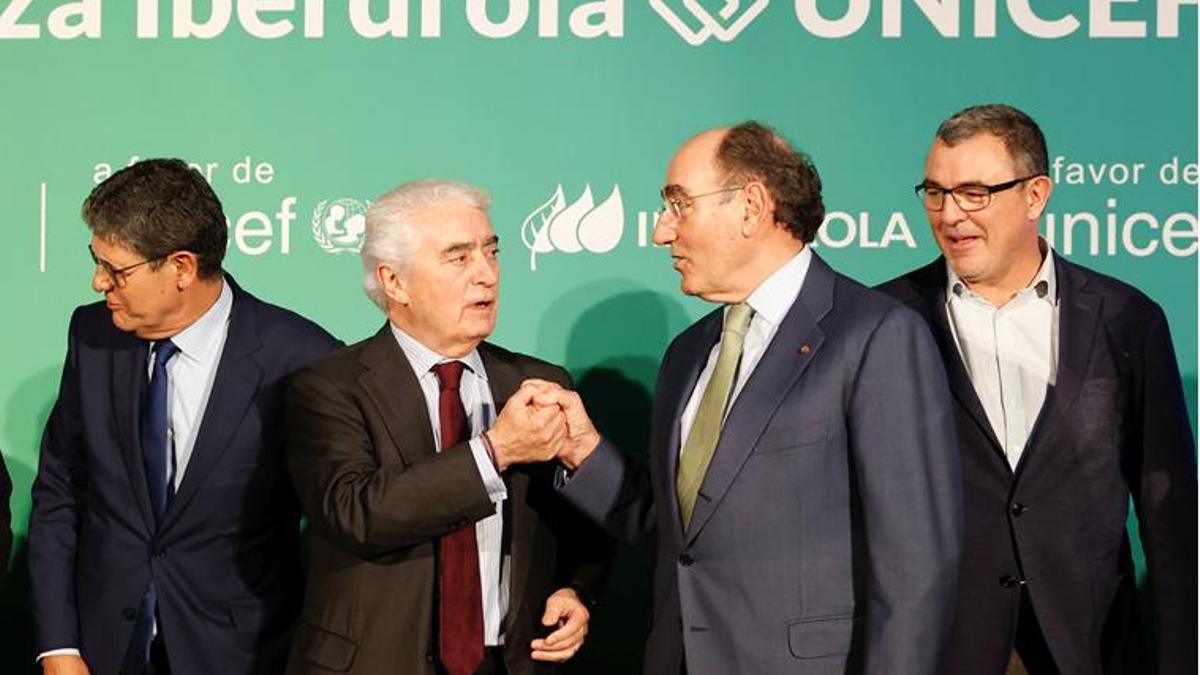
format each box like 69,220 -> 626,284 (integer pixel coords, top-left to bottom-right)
377,264 -> 410,306
740,181 -> 773,237
1025,175 -> 1053,221
169,251 -> 200,290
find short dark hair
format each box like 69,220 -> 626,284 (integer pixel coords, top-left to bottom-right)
935,104 -> 1049,176
82,159 -> 227,279
715,121 -> 825,244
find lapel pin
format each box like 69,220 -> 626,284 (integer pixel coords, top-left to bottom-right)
798,342 -> 811,355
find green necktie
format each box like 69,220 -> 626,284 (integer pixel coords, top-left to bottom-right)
676,302 -> 755,531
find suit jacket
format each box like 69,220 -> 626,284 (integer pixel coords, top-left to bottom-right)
562,253 -> 963,675
29,279 -> 340,675
878,254 -> 1197,675
285,329 -> 609,675
0,448 -> 10,588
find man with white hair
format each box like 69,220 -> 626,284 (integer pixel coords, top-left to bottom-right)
285,180 -> 609,675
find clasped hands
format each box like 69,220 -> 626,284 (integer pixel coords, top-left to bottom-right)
486,379 -> 599,473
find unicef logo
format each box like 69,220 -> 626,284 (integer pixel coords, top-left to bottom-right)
651,0 -> 770,45
312,198 -> 371,254
521,184 -> 624,271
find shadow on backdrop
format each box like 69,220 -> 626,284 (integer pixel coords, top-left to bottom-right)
543,287 -> 694,675
2,365 -> 59,675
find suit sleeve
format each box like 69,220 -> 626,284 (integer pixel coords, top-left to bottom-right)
847,305 -> 964,675
28,309 -> 88,652
1130,305 -> 1197,675
286,367 -> 495,559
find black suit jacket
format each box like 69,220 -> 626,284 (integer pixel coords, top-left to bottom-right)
879,255 -> 1197,675
29,279 -> 340,675
285,329 -> 609,675
0,448 -> 10,589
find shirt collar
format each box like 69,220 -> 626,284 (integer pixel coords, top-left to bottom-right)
164,278 -> 232,365
946,237 -> 1057,307
743,246 -> 813,326
388,323 -> 488,382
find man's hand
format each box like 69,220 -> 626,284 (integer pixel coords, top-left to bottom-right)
531,587 -> 590,662
527,382 -> 601,471
41,654 -> 90,675
488,380 -> 567,471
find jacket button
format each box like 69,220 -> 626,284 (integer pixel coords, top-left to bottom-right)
678,554 -> 694,567
122,608 -> 136,621
1010,502 -> 1028,516
152,548 -> 166,559
999,575 -> 1025,588
425,653 -> 435,664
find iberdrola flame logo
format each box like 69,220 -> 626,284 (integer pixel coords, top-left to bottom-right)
521,184 -> 624,270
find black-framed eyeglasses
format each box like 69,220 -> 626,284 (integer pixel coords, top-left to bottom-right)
914,174 -> 1045,212
659,185 -> 745,219
88,244 -> 165,288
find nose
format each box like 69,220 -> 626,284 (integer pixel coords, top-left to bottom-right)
652,211 -> 677,246
474,252 -> 499,287
91,266 -> 113,294
938,194 -> 969,227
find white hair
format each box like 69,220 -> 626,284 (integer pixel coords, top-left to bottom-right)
361,179 -> 492,311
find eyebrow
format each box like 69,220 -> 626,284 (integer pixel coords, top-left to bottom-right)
662,184 -> 686,198
440,235 -> 500,256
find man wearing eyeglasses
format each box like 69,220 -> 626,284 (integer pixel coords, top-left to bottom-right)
28,159 -> 340,675
879,104 -> 1196,675
535,121 -> 964,675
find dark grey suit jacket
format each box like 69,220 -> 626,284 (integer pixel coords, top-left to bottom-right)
285,330 -> 609,675
563,253 -> 964,675
879,255 -> 1197,675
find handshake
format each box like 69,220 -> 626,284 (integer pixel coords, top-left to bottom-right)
485,379 -> 600,473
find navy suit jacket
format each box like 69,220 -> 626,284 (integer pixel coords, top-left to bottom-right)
29,279 -> 339,675
879,255 -> 1197,675
563,253 -> 964,675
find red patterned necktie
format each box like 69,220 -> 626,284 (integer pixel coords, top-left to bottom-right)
432,361 -> 485,675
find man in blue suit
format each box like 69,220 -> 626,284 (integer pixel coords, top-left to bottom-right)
537,122 -> 964,674
29,159 -> 340,675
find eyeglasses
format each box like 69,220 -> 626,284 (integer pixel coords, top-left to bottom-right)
88,244 -> 165,288
914,174 -> 1044,212
659,185 -> 745,219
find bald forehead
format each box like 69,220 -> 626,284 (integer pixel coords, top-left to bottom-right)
666,128 -> 730,195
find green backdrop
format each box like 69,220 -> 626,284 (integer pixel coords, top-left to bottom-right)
1,0 -> 1196,671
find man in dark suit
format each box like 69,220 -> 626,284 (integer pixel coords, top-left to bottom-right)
29,159 -> 340,675
879,103 -> 1196,675
285,179 -> 608,675
536,122 -> 963,674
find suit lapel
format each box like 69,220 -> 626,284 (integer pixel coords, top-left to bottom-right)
162,285 -> 264,530
358,327 -> 437,464
1014,255 -> 1100,477
909,260 -> 1007,468
683,254 -> 832,545
113,339 -> 156,533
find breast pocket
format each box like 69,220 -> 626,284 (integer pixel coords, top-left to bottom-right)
755,418 -> 829,454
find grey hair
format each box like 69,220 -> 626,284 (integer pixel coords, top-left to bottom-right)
361,179 -> 492,311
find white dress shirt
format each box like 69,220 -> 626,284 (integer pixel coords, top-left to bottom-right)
680,247 -> 813,453
38,280 -> 233,662
389,324 -> 510,646
944,242 -> 1059,469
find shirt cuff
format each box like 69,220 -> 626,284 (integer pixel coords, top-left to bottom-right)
469,438 -> 508,503
37,648 -> 81,662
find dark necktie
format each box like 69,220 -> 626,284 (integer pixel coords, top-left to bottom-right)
126,339 -> 179,674
432,361 -> 485,675
141,339 -> 179,523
